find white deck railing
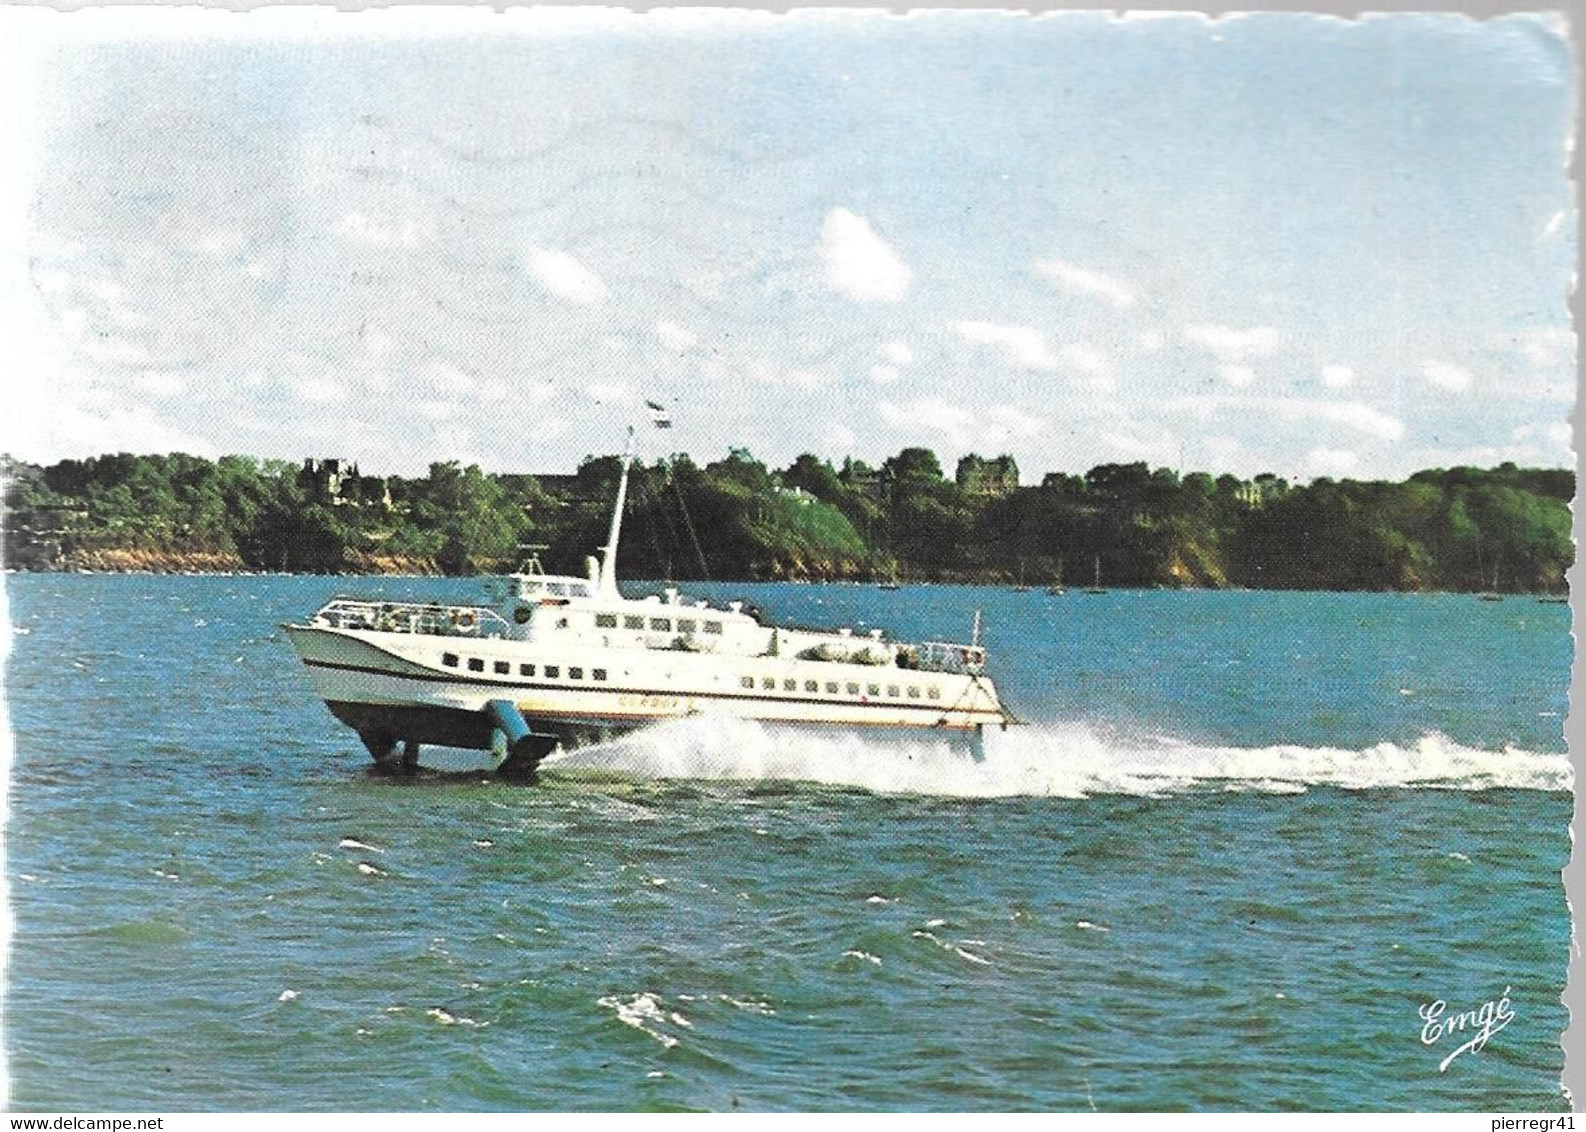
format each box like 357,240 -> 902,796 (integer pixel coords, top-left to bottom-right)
912,641 -> 988,674
312,597 -> 514,638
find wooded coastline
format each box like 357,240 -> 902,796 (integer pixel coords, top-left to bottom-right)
3,450 -> 1573,593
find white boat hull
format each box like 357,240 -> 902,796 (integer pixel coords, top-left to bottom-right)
284,623 -> 1007,766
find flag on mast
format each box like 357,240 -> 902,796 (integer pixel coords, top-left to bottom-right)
645,399 -> 673,429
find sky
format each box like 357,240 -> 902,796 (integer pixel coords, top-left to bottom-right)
0,7 -> 1575,483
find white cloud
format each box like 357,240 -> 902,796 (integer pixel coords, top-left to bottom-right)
1137,329 -> 1166,353
417,400 -> 456,422
55,306 -> 87,341
585,381 -> 637,403
108,306 -> 149,329
88,278 -> 124,304
1164,394 -> 1405,443
1311,401 -> 1405,441
1057,342 -> 1111,377
522,380 -> 559,406
1541,209 -> 1566,239
735,358 -> 826,391
869,364 -> 901,385
655,320 -> 697,352
295,377 -> 346,404
1094,422 -> 1182,468
1507,327 -> 1572,368
525,247 -> 608,304
133,371 -> 187,399
879,340 -> 914,366
1320,364 -> 1355,389
1184,324 -> 1281,363
422,360 -> 476,395
1420,361 -> 1472,392
33,267 -> 72,295
952,321 -> 1057,370
196,229 -> 246,258
1220,365 -> 1255,388
361,324 -> 395,358
1305,448 -> 1359,477
1056,343 -> 1116,391
333,210 -> 432,248
1031,257 -> 1137,308
1511,421 -> 1574,450
984,404 -> 1045,439
877,397 -> 975,446
242,255 -> 279,282
818,207 -> 911,302
10,398 -> 217,462
80,338 -> 155,366
877,396 -> 1045,448
824,421 -> 858,451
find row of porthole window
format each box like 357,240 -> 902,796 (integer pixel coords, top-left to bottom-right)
738,674 -> 940,700
594,613 -> 724,634
442,652 -> 607,682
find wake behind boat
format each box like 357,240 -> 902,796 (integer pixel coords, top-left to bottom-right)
283,440 -> 1013,780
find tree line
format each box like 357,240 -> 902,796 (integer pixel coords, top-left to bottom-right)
1,449 -> 1573,592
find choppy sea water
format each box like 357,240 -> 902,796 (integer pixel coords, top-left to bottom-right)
3,576 -> 1573,1111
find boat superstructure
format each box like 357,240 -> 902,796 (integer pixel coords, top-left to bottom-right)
284,445 -> 1012,779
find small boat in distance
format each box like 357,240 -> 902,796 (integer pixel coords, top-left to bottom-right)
1083,555 -> 1108,595
1475,530 -> 1503,601
283,434 -> 1012,780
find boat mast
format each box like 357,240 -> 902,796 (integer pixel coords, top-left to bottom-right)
599,426 -> 636,597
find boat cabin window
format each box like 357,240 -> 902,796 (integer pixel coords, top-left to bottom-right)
826,681 -> 839,694
494,661 -> 510,675
887,684 -> 900,697
571,585 -> 590,598
624,616 -> 645,630
927,686 -> 941,700
521,581 -> 542,594
520,663 -> 536,677
547,583 -> 568,596
593,668 -> 607,680
595,614 -> 618,628
867,684 -> 880,696
908,686 -> 921,699
468,658 -> 484,672
704,621 -> 723,635
805,680 -> 818,693
650,618 -> 672,631
443,653 -> 459,667
740,676 -> 754,689
847,682 -> 860,695
677,618 -> 697,633
762,677 -> 776,690
784,679 -> 796,691
569,667 -> 584,680
544,665 -> 560,678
